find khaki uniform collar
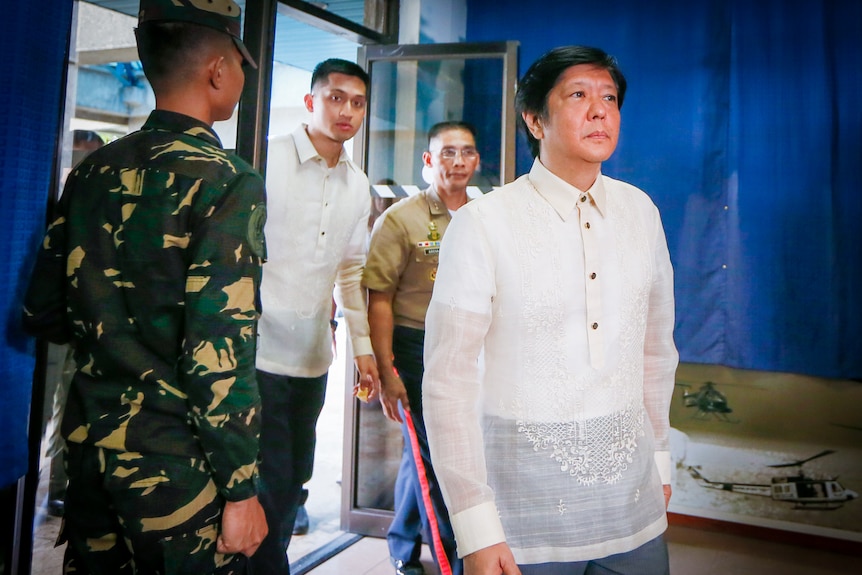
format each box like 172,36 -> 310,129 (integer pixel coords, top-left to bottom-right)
424,186 -> 452,216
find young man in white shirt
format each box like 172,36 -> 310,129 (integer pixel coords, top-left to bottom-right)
252,58 -> 379,574
423,46 -> 678,575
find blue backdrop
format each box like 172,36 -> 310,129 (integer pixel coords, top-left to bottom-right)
466,0 -> 862,380
0,1 -> 73,488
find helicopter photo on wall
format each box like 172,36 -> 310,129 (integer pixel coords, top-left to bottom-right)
668,363 -> 862,542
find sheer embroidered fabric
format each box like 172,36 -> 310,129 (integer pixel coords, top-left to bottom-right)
423,160 -> 678,562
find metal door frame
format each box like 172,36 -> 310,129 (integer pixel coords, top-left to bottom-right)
342,40 -> 518,537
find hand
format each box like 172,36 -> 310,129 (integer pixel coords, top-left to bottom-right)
217,495 -> 268,557
330,321 -> 338,357
354,354 -> 380,403
378,367 -> 409,423
663,484 -> 672,509
464,543 -> 521,575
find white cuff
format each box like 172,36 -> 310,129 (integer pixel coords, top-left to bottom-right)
351,336 -> 374,358
654,450 -> 671,484
449,501 -> 506,558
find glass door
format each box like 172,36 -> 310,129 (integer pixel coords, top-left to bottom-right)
342,40 -> 518,537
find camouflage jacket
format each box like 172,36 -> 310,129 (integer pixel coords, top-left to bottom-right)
23,110 -> 267,501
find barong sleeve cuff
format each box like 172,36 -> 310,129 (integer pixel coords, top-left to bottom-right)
655,450 -> 671,485
351,335 -> 374,358
450,501 -> 506,558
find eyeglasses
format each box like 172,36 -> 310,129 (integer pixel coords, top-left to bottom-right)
437,147 -> 479,160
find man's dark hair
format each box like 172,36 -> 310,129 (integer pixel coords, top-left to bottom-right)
310,58 -> 370,92
427,121 -> 477,148
136,21 -> 234,93
515,46 -> 627,158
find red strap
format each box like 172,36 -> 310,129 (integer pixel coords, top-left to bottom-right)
403,409 -> 453,575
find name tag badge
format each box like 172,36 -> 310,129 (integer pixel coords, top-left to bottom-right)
417,240 -> 441,257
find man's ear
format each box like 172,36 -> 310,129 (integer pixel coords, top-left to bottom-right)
209,56 -> 226,90
422,150 -> 433,167
522,111 -> 543,140
303,93 -> 314,113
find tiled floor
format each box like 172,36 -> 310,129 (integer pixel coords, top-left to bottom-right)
304,524 -> 862,575
28,517 -> 862,575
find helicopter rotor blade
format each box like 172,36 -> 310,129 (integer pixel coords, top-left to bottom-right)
768,450 -> 836,469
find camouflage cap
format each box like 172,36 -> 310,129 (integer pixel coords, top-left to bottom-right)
138,0 -> 257,69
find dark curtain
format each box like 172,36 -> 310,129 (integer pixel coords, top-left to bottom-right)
466,0 -> 862,379
0,1 -> 73,487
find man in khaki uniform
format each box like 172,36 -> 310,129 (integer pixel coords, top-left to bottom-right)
363,121 -> 480,575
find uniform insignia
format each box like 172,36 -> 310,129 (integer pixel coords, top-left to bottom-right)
427,221 -> 440,241
248,203 -> 267,259
430,268 -> 437,282
416,240 -> 441,256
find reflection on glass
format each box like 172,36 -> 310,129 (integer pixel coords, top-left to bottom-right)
268,12 -> 360,139
366,58 -> 504,190
354,55 -> 506,513
283,0 -> 388,34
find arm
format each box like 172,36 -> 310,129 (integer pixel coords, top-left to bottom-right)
181,172 -> 266,504
22,182 -> 73,344
423,207 -> 505,557
368,289 -> 409,422
335,193 -> 379,396
643,206 -> 679,501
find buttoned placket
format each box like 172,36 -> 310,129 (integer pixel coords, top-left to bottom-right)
315,161 -> 335,259
578,192 -> 605,370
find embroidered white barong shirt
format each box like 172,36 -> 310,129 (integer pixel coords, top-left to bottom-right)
257,125 -> 373,377
423,159 -> 678,564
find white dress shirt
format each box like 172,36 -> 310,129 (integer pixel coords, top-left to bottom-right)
423,159 -> 678,563
257,124 -> 373,377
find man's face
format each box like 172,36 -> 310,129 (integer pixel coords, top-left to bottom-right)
527,64 -> 620,169
304,72 -> 368,143
423,128 -> 480,193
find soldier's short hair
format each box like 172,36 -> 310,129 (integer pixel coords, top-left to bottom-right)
427,121 -> 477,148
136,21 -> 235,94
310,59 -> 370,93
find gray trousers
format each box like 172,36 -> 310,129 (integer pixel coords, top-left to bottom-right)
519,535 -> 669,575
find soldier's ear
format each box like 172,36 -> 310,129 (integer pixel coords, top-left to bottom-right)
303,93 -> 314,113
209,56 -> 226,89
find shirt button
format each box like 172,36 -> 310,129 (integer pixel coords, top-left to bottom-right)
590,272 -> 597,279
580,195 -> 587,203
585,222 -> 591,229
592,322 -> 599,330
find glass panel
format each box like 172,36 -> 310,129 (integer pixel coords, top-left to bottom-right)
366,58 -> 504,190
270,10 -> 361,100
285,0 -> 386,35
351,50 -> 509,521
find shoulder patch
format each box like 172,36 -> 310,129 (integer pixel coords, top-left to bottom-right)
248,203 -> 267,260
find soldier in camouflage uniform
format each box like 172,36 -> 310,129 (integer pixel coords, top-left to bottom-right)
21,1 -> 268,572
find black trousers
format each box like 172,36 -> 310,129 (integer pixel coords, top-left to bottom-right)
248,370 -> 328,575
